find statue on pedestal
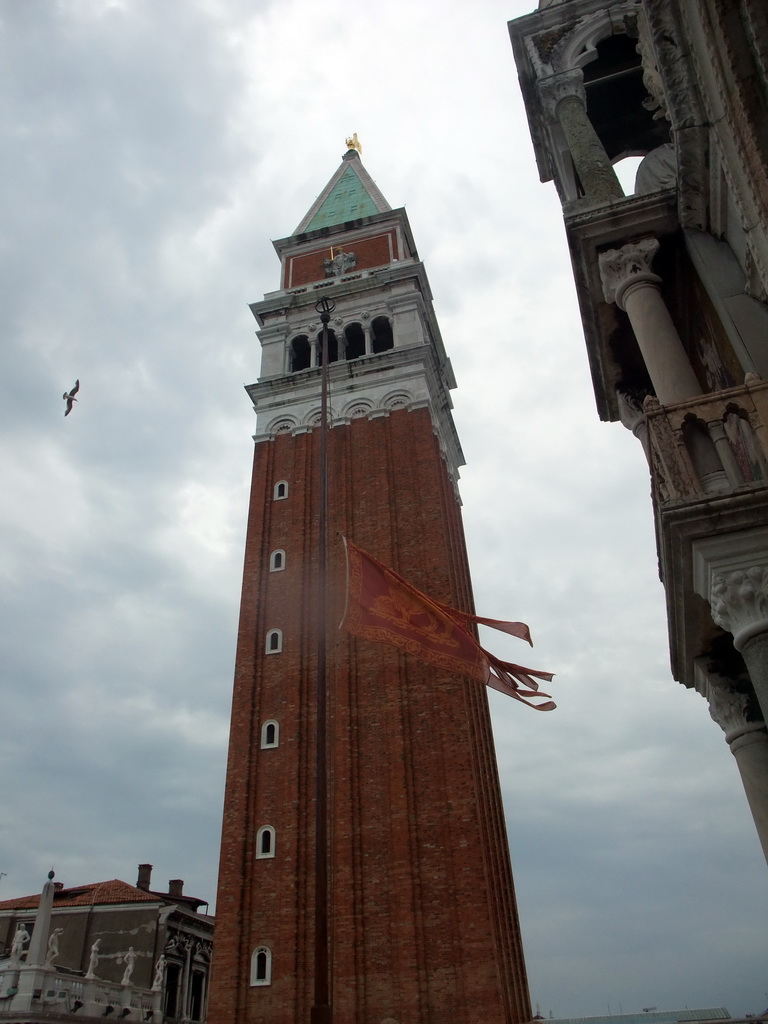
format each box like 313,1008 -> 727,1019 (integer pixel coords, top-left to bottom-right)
85,939 -> 101,979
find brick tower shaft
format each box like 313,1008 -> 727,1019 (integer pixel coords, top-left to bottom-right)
209,149 -> 532,1024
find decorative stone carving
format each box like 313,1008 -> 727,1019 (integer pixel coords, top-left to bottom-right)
324,251 -> 356,278
641,2 -> 708,228
10,924 -> 30,964
269,418 -> 296,435
85,939 -> 100,979
635,10 -> 670,123
533,24 -> 573,65
711,567 -> 768,646
45,928 -> 64,967
635,144 -> 677,195
599,238 -> 661,307
538,69 -> 586,122
346,403 -> 371,419
643,0 -> 704,130
152,954 -> 166,991
706,682 -> 763,742
120,946 -> 136,986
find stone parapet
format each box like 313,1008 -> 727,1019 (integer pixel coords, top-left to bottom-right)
0,961 -> 162,1022
645,376 -> 768,505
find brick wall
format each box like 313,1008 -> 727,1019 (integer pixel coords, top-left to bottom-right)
284,229 -> 399,289
209,408 -> 532,1024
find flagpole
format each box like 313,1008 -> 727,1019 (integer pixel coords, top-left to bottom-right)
311,294 -> 334,1024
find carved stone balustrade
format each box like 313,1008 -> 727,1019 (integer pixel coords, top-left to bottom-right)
644,376 -> 768,505
0,961 -> 163,1022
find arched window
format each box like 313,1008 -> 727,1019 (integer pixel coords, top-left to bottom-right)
371,316 -> 393,353
290,335 -> 311,372
256,826 -> 275,859
265,629 -> 283,654
260,720 -> 279,748
250,946 -> 272,986
344,322 -> 366,360
316,328 -> 339,365
270,550 -> 285,572
581,33 -> 670,167
273,481 -> 288,500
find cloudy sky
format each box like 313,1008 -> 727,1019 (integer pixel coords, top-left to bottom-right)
1,0 -> 766,1017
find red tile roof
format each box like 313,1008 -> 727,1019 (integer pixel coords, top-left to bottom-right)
0,879 -> 162,911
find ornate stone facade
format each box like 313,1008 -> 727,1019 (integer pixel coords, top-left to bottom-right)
0,866 -> 213,1023
511,0 -> 768,862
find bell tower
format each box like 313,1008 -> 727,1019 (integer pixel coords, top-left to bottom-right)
209,146 -> 533,1024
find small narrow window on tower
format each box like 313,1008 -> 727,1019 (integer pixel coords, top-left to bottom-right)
250,946 -> 272,986
270,550 -> 285,572
265,629 -> 283,654
261,720 -> 279,748
274,481 -> 288,500
256,826 -> 275,859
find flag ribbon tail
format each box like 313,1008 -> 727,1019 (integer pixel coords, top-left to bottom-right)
435,601 -> 533,646
484,650 -> 556,710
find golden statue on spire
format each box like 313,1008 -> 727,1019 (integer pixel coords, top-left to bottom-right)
345,132 -> 362,155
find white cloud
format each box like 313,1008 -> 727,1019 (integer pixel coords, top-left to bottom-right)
0,0 -> 765,1016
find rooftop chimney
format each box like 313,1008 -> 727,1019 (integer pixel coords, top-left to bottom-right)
168,879 -> 184,898
136,864 -> 153,891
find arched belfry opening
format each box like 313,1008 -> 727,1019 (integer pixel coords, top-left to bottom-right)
371,316 -> 393,353
582,33 -> 670,163
290,335 -> 311,372
316,328 -> 339,364
344,322 -> 366,360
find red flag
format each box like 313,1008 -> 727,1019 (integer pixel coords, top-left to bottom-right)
341,540 -> 555,711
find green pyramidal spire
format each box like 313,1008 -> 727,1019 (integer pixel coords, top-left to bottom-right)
294,149 -> 392,235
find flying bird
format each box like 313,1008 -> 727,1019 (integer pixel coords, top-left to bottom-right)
63,380 -> 80,416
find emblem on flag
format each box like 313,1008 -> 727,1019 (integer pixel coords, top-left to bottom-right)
341,539 -> 555,710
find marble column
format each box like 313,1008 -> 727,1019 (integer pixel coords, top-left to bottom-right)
702,671 -> 768,863
693,531 -> 768,725
599,238 -> 702,405
539,70 -> 624,202
616,389 -> 651,462
710,566 -> 768,724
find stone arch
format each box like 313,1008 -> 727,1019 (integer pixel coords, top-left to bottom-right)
371,316 -> 394,353
341,398 -> 373,420
289,334 -> 311,372
267,416 -> 297,436
344,322 -> 366,360
383,390 -> 414,411
250,947 -> 272,986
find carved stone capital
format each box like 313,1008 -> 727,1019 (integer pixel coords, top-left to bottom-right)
598,238 -> 661,307
538,69 -> 586,122
706,682 -> 764,742
711,567 -> 768,648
